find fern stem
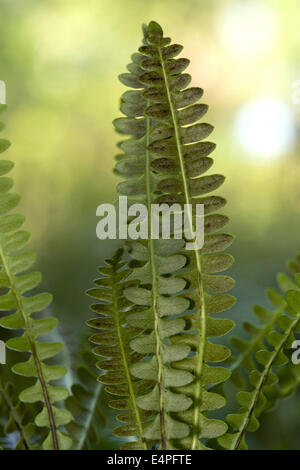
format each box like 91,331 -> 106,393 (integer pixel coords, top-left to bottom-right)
157,47 -> 206,450
0,381 -> 29,450
145,102 -> 167,450
0,239 -> 59,450
231,315 -> 300,450
112,270 -> 148,450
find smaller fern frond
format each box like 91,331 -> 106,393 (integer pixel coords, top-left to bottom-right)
229,254 -> 300,392
219,256 -> 300,450
0,105 -> 72,450
0,369 -> 39,449
65,360 -> 106,450
0,391 -> 37,450
86,248 -> 153,450
229,290 -> 286,389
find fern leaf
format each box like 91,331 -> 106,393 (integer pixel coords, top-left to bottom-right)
0,105 -> 72,450
114,22 -> 235,450
116,28 -> 194,450
115,28 -> 194,450
87,248 -> 153,450
220,257 -> 300,449
230,255 -> 300,395
65,361 -> 106,449
0,370 -> 39,449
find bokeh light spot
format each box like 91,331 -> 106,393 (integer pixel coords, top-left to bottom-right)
234,98 -> 297,164
219,2 -> 279,59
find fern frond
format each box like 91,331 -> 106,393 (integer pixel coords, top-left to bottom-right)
113,21 -> 235,450
0,370 -> 39,449
65,361 -> 106,449
230,255 -> 300,394
87,248 -> 153,450
0,105 -> 72,450
229,292 -> 287,390
219,257 -> 300,449
115,29 -> 194,450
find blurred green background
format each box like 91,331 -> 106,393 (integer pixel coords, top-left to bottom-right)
1,0 -> 300,449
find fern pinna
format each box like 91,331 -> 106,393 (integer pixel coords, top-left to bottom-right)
218,255 -> 300,449
91,21 -> 236,450
0,105 -> 72,450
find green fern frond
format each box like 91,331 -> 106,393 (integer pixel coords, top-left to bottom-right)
65,361 -> 106,449
230,255 -> 300,394
219,256 -> 300,449
87,248 -> 154,450
0,370 -> 39,449
116,26 -> 193,450
0,105 -> 72,450
113,21 -> 235,450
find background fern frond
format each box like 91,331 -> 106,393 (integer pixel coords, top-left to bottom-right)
0,106 -> 72,450
65,359 -> 107,450
230,254 -> 300,396
0,369 -> 39,449
219,256 -> 300,449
